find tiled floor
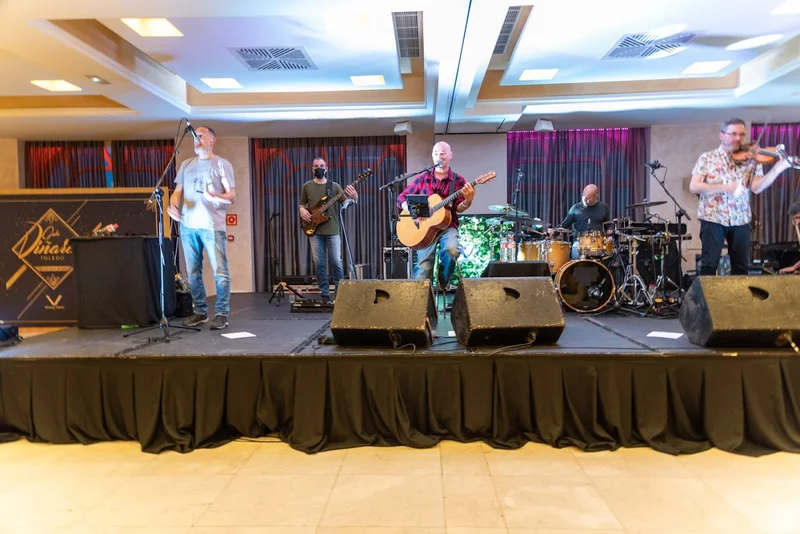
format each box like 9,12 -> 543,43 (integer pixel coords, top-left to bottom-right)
1,438 -> 800,533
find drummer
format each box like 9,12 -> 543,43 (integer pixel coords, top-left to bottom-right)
550,184 -> 612,259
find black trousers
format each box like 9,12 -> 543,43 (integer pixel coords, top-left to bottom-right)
699,220 -> 750,275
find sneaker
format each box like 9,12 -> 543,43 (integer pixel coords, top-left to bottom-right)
183,313 -> 208,327
210,315 -> 229,330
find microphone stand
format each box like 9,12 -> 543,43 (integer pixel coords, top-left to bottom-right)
649,165 -> 691,299
125,122 -> 200,342
340,201 -> 358,278
378,161 -> 439,279
512,168 -> 522,242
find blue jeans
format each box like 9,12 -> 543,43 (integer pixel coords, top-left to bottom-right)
310,234 -> 343,300
180,225 -> 230,317
413,228 -> 460,286
699,220 -> 750,275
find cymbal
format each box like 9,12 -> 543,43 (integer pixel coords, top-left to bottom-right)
487,204 -> 529,217
626,200 -> 667,210
485,217 -> 514,226
618,226 -> 648,232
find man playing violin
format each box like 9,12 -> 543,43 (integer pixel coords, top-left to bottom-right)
779,202 -> 800,275
689,118 -> 792,276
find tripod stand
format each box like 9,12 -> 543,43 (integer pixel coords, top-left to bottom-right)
649,164 -> 691,298
125,121 -> 200,342
268,211 -> 304,305
616,233 -> 654,310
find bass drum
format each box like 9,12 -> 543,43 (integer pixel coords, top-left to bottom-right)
555,259 -> 616,313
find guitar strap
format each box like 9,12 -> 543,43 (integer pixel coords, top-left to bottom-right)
448,171 -> 457,205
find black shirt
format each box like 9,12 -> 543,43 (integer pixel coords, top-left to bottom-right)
560,201 -> 611,234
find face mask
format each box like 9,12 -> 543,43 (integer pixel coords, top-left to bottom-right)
313,167 -> 326,179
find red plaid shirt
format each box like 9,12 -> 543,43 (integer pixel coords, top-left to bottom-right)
397,168 -> 467,229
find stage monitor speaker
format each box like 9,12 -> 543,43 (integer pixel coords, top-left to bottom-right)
451,277 -> 565,346
331,280 -> 437,347
0,324 -> 22,347
679,276 -> 800,348
481,261 -> 550,278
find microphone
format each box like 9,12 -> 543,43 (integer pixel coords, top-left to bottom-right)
645,161 -> 664,170
185,119 -> 199,143
516,166 -> 523,181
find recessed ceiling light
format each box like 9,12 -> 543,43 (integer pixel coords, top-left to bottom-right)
771,0 -> 800,14
726,34 -> 783,51
649,24 -> 688,40
350,75 -> 386,86
30,80 -> 82,92
201,78 -> 242,89
682,61 -> 732,75
648,46 -> 686,59
85,75 -> 110,85
519,68 -> 558,81
121,18 -> 183,37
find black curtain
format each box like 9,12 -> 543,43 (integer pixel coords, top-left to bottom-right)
25,141 -> 106,188
507,128 -> 648,226
251,136 -> 407,292
111,139 -> 176,188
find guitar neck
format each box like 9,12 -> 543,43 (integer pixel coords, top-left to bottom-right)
432,178 -> 480,213
317,183 -> 352,213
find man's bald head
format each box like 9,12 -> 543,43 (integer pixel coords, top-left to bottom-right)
583,184 -> 599,206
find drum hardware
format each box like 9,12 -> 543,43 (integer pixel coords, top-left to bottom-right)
616,232 -> 654,308
625,200 -> 668,210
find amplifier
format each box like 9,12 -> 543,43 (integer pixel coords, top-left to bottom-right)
383,246 -> 413,279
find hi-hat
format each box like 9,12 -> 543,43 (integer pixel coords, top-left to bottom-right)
626,200 -> 667,210
488,204 -> 529,217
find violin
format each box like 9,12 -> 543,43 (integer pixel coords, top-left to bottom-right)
732,142 -> 792,165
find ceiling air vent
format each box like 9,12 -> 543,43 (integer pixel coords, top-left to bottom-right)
392,11 -> 421,58
229,47 -> 317,71
493,6 -> 522,55
602,31 -> 698,59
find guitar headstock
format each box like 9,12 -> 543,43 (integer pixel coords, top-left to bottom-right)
476,171 -> 497,185
356,168 -> 373,183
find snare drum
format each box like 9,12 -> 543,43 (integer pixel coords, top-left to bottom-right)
537,240 -> 571,274
577,231 -> 613,258
555,259 -> 616,313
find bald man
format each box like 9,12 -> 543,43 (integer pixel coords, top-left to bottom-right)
557,184 -> 612,259
397,141 -> 475,287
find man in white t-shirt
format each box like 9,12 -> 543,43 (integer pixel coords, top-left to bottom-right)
168,126 -> 236,329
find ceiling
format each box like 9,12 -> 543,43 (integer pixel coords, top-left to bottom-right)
0,0 -> 799,140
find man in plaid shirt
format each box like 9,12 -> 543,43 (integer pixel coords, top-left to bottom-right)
397,142 -> 475,287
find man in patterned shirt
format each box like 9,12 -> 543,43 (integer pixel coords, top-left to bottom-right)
397,141 -> 475,286
689,118 -> 792,275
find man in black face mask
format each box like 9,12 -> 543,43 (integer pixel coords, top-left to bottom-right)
299,158 -> 358,303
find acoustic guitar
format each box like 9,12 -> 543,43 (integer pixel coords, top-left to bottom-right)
300,168 -> 373,236
396,171 -> 496,250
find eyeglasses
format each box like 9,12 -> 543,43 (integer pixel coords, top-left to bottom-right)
723,132 -> 746,138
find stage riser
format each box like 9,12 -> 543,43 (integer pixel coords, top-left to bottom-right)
2,355 -> 799,456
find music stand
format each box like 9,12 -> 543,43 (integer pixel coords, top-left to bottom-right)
407,195 -> 431,219
124,119 -> 200,343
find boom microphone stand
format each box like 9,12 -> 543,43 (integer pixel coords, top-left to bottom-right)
647,161 -> 691,297
379,161 -> 439,278
125,119 -> 200,342
340,199 -> 358,278
269,210 -> 304,305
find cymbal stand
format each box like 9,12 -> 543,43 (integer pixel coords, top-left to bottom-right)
617,234 -> 653,311
646,232 -> 681,316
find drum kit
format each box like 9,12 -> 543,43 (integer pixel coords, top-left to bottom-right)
486,201 -> 689,314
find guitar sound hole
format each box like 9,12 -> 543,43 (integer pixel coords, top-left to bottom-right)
374,289 -> 390,304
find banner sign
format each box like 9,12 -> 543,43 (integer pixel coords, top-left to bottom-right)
0,188 -> 168,325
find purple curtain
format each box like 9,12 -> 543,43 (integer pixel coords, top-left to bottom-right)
507,128 -> 647,228
750,123 -> 800,246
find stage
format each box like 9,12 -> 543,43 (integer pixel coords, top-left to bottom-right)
1,292 -> 799,456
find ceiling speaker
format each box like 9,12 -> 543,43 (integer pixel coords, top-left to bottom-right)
393,121 -> 413,135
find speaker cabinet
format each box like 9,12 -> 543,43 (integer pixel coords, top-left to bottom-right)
331,280 -> 437,347
679,276 -> 800,348
451,277 -> 565,346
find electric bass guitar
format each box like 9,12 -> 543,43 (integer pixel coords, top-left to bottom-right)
300,168 -> 372,236
396,171 -> 496,250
